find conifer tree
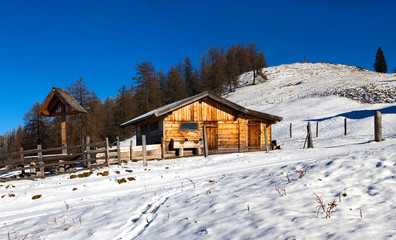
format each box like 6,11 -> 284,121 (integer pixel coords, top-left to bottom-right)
374,47 -> 387,73
165,66 -> 187,103
132,62 -> 162,115
225,45 -> 239,92
23,102 -> 50,149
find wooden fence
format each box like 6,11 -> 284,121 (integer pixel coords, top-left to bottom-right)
0,136 -> 172,182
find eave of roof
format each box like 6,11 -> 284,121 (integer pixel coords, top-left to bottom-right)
120,91 -> 283,128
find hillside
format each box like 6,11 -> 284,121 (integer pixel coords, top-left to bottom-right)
1,63 -> 395,239
227,62 -> 396,105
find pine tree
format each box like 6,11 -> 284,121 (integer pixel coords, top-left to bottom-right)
132,62 -> 162,115
165,66 -> 188,103
225,45 -> 239,92
374,47 -> 387,73
23,102 -> 51,149
249,41 -> 268,85
67,77 -> 103,144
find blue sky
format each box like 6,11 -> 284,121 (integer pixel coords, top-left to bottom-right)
0,0 -> 395,134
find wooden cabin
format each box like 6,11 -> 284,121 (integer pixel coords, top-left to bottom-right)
120,91 -> 282,155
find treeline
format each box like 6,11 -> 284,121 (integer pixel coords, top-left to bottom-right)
0,42 -> 267,153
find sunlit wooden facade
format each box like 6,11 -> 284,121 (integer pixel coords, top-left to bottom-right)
121,92 -> 282,154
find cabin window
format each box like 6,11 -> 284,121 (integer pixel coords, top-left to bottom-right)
150,122 -> 159,132
141,124 -> 148,133
180,122 -> 198,131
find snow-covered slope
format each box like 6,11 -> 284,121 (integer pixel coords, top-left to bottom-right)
227,62 -> 396,105
1,63 -> 395,239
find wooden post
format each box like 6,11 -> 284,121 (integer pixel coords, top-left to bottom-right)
238,121 -> 241,152
344,118 -> 347,136
142,135 -> 147,167
264,126 -> 269,153
82,138 -> 86,167
61,103 -> 67,155
290,123 -> 292,138
374,111 -> 382,142
19,147 -> 25,177
117,136 -> 121,165
105,138 -> 110,167
203,126 -> 208,157
161,137 -> 165,159
37,145 -> 44,177
307,122 -> 314,148
130,139 -> 133,161
86,136 -> 91,169
179,147 -> 184,157
316,122 -> 319,138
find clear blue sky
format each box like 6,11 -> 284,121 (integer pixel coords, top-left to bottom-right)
1,0 -> 395,134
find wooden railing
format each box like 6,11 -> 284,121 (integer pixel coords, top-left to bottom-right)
0,137 -> 118,182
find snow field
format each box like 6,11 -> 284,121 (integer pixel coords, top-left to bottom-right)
1,62 -> 396,239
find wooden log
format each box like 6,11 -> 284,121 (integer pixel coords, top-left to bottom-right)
142,135 -> 147,167
179,147 -> 184,157
203,126 -> 208,157
307,122 -> 314,148
117,136 -> 121,165
344,118 -> 347,136
374,111 -> 382,142
290,123 -> 292,138
264,126 -> 269,153
105,138 -> 110,167
161,137 -> 165,159
86,137 -> 91,168
130,139 -> 133,161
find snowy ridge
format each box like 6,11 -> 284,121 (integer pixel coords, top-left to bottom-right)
227,62 -> 396,105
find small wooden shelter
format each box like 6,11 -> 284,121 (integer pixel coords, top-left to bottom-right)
121,91 -> 282,155
37,87 -> 87,151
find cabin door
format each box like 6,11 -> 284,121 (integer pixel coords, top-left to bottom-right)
248,121 -> 261,148
204,122 -> 218,150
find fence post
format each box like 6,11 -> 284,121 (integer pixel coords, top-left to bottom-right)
37,145 -> 44,177
82,138 -> 86,167
105,138 -> 110,167
161,137 -> 165,159
203,126 -> 208,157
142,135 -> 147,167
117,136 -> 121,165
290,123 -> 292,138
316,122 -> 319,138
344,118 -> 347,136
19,147 -> 25,177
307,122 -> 314,148
264,126 -> 269,153
374,111 -> 382,142
86,136 -> 91,169
130,139 -> 133,161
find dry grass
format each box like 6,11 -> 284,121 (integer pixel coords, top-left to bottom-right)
32,194 -> 42,200
275,185 -> 287,196
117,178 -> 127,184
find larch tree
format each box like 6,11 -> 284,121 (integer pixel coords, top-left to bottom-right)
132,62 -> 162,115
249,41 -> 268,85
165,66 -> 188,103
374,47 -> 387,73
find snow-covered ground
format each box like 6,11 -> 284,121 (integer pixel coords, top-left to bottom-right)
1,63 -> 396,239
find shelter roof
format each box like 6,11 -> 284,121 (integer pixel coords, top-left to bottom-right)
120,91 -> 282,127
37,87 -> 88,116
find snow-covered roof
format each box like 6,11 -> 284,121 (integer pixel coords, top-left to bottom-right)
120,91 -> 283,127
